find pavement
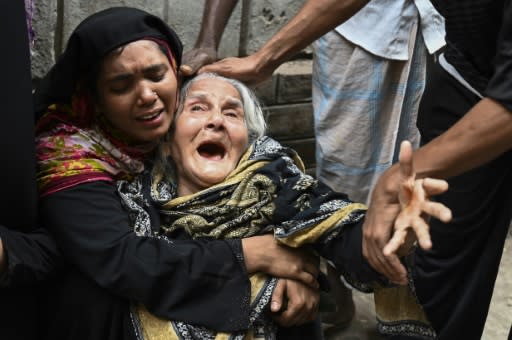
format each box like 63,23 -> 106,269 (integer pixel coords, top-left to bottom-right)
324,228 -> 512,340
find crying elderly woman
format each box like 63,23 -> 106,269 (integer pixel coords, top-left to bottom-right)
118,72 -> 452,340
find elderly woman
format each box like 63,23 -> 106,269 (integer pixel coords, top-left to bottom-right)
22,7 -> 323,340
119,73 -> 452,339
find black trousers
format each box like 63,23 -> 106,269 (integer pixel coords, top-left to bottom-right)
413,59 -> 512,340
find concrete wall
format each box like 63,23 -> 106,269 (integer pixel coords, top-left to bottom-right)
31,0 -> 307,78
30,0 -> 315,171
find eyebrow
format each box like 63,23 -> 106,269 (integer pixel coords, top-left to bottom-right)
186,91 -> 243,108
106,63 -> 167,83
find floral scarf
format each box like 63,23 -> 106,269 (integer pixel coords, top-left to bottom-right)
36,99 -> 152,197
118,136 -> 366,339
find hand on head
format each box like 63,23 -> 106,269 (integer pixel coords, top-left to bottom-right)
180,47 -> 218,77
180,54 -> 275,86
363,141 -> 452,285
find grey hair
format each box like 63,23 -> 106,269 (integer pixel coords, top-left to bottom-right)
176,72 -> 267,143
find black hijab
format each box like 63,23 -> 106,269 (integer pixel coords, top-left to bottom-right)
34,7 -> 183,117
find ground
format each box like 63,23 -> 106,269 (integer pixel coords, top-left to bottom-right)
324,229 -> 512,340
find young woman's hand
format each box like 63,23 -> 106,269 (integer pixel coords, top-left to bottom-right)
242,235 -> 320,289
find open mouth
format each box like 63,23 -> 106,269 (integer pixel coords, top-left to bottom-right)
197,142 -> 226,160
137,109 -> 163,121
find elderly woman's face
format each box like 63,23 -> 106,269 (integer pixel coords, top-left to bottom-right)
95,40 -> 178,142
170,78 -> 249,196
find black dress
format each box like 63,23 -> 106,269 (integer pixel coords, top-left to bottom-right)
37,181 -> 252,339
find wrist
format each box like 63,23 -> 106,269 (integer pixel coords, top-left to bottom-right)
373,164 -> 401,203
252,46 -> 285,78
241,237 -> 262,274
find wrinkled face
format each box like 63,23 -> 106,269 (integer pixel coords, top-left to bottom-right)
96,40 -> 178,142
170,78 -> 249,196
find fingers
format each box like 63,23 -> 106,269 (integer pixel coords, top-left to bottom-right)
198,59 -> 234,76
273,258 -> 319,289
179,64 -> 194,77
422,201 -> 452,223
383,229 -> 408,256
271,280 -> 319,326
398,140 -> 414,179
409,216 -> 431,250
370,248 -> 408,285
180,48 -> 217,77
180,55 -> 214,77
422,178 -> 449,195
296,270 -> 320,290
270,279 -> 286,313
363,230 -> 408,285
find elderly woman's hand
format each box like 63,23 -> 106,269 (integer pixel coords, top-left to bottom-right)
269,279 -> 320,327
242,235 -> 320,289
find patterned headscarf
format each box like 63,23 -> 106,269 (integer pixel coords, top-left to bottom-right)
34,7 -> 183,196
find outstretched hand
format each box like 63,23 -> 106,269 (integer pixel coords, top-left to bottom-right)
363,141 -> 452,285
383,141 -> 452,256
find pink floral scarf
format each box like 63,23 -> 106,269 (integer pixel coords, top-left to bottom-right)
36,100 -> 151,197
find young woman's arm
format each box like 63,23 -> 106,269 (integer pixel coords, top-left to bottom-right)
40,180 -> 318,331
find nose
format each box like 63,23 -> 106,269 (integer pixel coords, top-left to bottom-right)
205,109 -> 225,130
137,84 -> 157,106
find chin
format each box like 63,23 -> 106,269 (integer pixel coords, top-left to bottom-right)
201,174 -> 228,186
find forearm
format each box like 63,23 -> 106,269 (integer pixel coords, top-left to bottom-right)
414,98 -> 512,180
319,220 -> 387,290
194,0 -> 239,49
253,0 -> 368,70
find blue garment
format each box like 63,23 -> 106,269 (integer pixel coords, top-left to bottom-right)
312,0 -> 445,204
335,0 -> 445,60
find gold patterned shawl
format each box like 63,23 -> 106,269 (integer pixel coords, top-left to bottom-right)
118,136 -> 366,339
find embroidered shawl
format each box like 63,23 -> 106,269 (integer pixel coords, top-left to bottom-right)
118,136 -> 367,339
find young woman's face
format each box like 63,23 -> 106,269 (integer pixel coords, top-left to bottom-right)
96,40 -> 178,142
170,78 -> 249,196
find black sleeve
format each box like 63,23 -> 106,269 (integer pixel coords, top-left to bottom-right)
318,219 -> 390,292
485,1 -> 512,111
39,181 -> 251,332
0,226 -> 62,286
